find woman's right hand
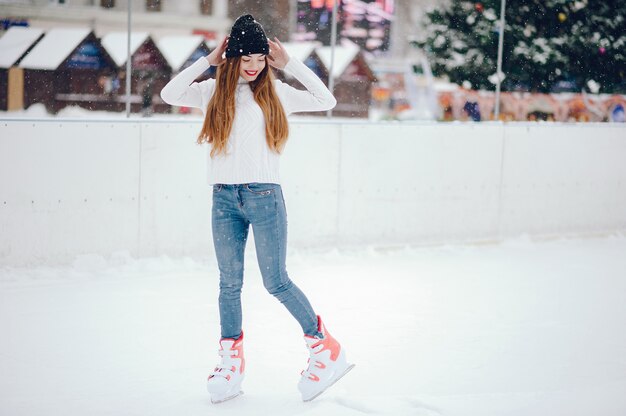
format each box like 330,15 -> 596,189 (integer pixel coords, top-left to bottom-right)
206,36 -> 229,66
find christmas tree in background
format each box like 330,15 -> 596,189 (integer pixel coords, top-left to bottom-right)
415,0 -> 625,94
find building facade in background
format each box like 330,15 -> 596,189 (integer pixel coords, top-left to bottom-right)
0,0 -> 230,37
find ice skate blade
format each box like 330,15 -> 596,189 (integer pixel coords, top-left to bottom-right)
210,390 -> 243,404
302,363 -> 355,402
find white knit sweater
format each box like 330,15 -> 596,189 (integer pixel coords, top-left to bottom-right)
160,56 -> 337,185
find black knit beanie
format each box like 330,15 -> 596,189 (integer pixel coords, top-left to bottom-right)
225,14 -> 269,58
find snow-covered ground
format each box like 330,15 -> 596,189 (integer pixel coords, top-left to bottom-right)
1,104 -> 352,122
0,103 -> 195,119
1,235 -> 626,416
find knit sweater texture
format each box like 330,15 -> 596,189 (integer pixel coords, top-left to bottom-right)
160,56 -> 337,185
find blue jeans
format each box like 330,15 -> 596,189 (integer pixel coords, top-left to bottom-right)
211,183 -> 320,339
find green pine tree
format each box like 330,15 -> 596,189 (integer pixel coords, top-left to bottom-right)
415,0 -> 625,93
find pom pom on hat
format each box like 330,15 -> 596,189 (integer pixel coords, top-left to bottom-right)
225,14 -> 269,58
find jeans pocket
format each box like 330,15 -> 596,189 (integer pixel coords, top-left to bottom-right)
213,184 -> 223,193
244,183 -> 274,196
278,188 -> 287,212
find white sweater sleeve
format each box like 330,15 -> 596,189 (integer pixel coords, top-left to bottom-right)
274,56 -> 337,115
160,57 -> 215,109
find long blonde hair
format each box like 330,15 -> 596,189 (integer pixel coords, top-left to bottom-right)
198,56 -> 289,157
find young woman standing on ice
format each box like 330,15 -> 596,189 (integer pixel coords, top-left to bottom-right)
160,15 -> 353,404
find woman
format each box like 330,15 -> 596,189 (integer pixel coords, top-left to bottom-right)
160,15 -> 353,404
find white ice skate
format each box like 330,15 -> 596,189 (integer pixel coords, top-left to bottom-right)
207,332 -> 245,404
298,316 -> 354,402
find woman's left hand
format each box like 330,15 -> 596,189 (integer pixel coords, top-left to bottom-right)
268,38 -> 290,70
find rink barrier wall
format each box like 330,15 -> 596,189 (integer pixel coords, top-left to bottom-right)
1,119 -> 625,266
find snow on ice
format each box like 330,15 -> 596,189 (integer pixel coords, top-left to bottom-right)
1,235 -> 626,416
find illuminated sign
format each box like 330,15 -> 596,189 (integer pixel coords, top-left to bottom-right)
295,0 -> 395,54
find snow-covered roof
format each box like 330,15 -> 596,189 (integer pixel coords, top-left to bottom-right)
100,32 -> 150,67
156,35 -> 205,71
19,28 -> 91,70
280,42 -> 319,63
315,42 -> 361,78
0,26 -> 44,69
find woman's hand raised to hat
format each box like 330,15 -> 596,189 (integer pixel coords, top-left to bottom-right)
268,38 -> 290,70
206,36 -> 229,66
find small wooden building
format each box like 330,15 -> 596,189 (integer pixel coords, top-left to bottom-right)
18,28 -> 117,114
157,35 -> 214,115
278,42 -> 326,83
101,32 -> 172,114
277,42 -> 327,117
157,35 -> 213,76
0,27 -> 44,111
315,42 -> 376,118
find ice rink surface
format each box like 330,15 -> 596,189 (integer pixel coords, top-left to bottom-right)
1,235 -> 626,416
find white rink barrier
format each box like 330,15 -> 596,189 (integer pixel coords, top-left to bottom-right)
1,119 -> 625,266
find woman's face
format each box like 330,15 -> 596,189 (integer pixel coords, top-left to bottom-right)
240,53 -> 266,81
